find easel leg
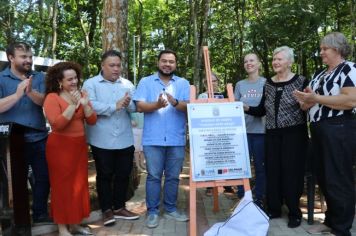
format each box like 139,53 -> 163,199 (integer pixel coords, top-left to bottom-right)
213,187 -> 219,212
189,183 -> 197,236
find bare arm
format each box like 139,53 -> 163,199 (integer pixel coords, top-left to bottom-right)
0,79 -> 29,112
61,104 -> 77,120
173,101 -> 187,112
166,92 -> 187,113
294,86 -> 356,110
24,77 -> 45,106
299,101 -> 315,111
315,87 -> 356,110
26,90 -> 45,106
136,93 -> 168,113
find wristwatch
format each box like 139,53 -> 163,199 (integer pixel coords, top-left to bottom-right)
173,99 -> 179,107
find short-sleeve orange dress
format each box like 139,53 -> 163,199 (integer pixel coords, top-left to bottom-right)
43,93 -> 97,224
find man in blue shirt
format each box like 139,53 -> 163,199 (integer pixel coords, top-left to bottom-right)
83,50 -> 139,227
0,42 -> 51,227
133,49 -> 190,228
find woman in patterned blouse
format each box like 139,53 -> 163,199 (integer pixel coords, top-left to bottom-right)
294,32 -> 356,236
245,46 -> 309,228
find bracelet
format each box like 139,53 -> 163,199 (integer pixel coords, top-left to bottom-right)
173,99 -> 179,107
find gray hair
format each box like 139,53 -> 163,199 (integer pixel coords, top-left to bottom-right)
203,72 -> 220,83
321,32 -> 351,58
273,46 -> 295,63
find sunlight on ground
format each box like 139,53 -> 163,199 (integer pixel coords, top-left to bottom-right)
88,175 -> 96,183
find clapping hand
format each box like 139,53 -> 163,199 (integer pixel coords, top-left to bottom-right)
293,87 -> 317,105
116,92 -> 131,110
25,75 -> 33,94
16,79 -> 30,98
165,92 -> 178,107
79,90 -> 90,107
293,87 -> 317,110
157,93 -> 168,109
69,90 -> 82,108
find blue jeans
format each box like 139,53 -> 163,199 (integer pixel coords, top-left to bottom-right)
143,146 -> 185,215
25,138 -> 50,220
237,134 -> 266,200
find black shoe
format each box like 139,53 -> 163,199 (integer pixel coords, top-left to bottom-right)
267,212 -> 281,219
11,225 -> 32,235
102,209 -> 116,226
288,218 -> 301,228
253,199 -> 265,210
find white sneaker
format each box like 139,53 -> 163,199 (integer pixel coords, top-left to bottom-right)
146,214 -> 159,228
163,210 -> 189,222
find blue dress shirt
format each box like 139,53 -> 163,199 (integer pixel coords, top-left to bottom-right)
0,67 -> 47,142
133,73 -> 190,146
83,73 -> 136,150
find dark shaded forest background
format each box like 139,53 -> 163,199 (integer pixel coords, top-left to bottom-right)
1,0 -> 355,92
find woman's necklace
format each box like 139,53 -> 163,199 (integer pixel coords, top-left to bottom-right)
316,60 -> 345,93
274,72 -> 294,82
325,60 -> 345,75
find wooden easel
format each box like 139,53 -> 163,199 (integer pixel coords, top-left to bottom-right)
188,46 -> 251,236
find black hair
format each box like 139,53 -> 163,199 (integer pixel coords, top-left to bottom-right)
157,49 -> 177,61
101,49 -> 122,62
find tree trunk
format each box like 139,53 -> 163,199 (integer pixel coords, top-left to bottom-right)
193,0 -> 210,93
183,0 -> 194,79
351,0 -> 355,61
137,0 -> 143,81
88,0 -> 99,44
102,0 -> 129,78
234,0 -> 245,77
261,39 -> 270,78
51,0 -> 58,59
192,0 -> 200,90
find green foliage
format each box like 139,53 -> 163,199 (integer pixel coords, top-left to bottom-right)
0,0 -> 355,84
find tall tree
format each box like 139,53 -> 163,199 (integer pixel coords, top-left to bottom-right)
51,0 -> 59,59
192,0 -> 210,92
350,0 -> 355,61
102,0 -> 129,78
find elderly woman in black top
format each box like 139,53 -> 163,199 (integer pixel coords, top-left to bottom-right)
245,46 -> 308,228
294,32 -> 356,236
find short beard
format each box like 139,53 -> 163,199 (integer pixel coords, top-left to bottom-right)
158,68 -> 174,77
16,64 -> 32,74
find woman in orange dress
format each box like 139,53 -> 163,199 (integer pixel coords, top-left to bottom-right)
43,62 -> 97,236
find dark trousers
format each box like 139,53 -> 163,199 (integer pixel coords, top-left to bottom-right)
10,132 -> 30,225
265,128 -> 307,219
236,133 -> 266,200
248,133 -> 266,200
311,116 -> 355,236
25,139 -> 50,220
11,135 -> 49,225
91,145 -> 134,212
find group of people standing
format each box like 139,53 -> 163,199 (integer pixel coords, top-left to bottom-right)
0,44 -> 189,235
0,31 -> 355,236
235,32 -> 356,236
